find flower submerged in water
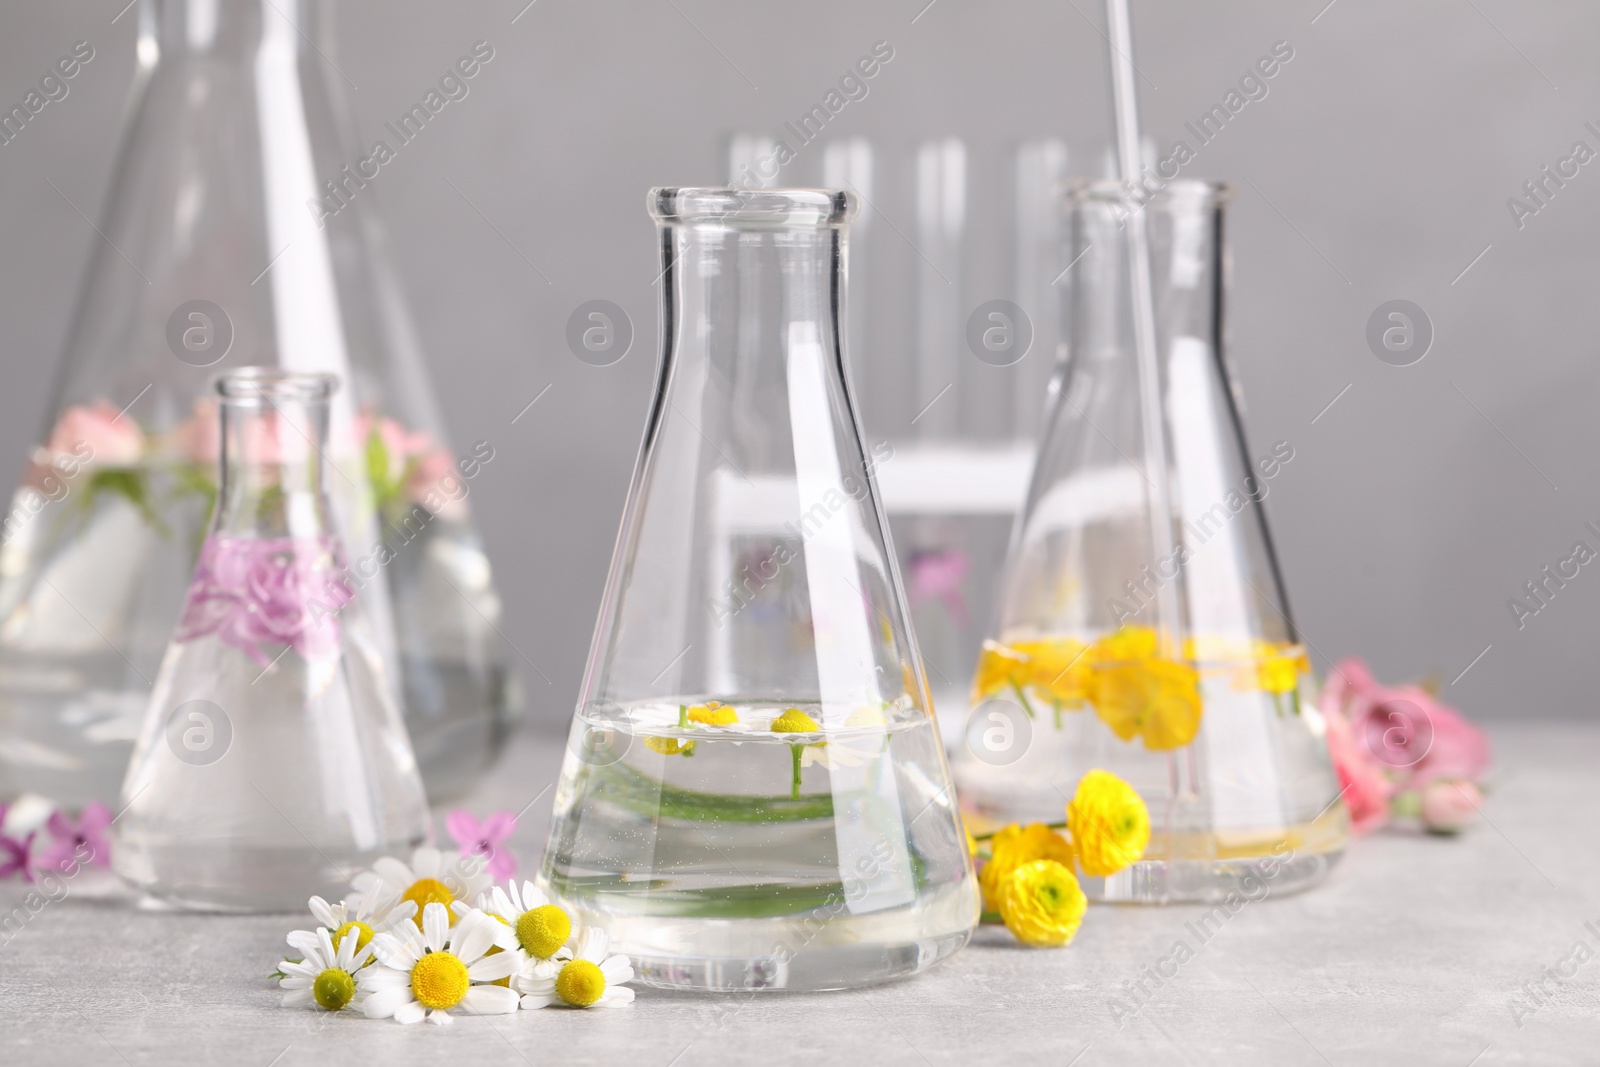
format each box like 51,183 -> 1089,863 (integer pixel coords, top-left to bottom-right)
998,859 -> 1087,947
772,708 -> 823,799
349,847 -> 492,930
279,925 -> 373,1011
519,928 -> 635,1010
1067,769 -> 1150,878
979,822 -> 1075,913
359,903 -> 521,1025
686,701 -> 740,727
460,880 -> 572,965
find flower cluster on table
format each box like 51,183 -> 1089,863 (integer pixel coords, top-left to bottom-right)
1319,657 -> 1492,834
0,799 -> 112,883
278,847 -> 634,1023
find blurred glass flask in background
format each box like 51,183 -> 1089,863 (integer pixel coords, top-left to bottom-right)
539,188 -> 978,992
0,0 -> 513,807
113,371 -> 429,911
952,181 -> 1349,902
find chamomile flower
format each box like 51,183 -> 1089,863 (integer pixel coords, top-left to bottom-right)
799,736 -> 876,770
279,926 -> 372,1011
307,893 -> 417,955
349,846 -> 492,928
518,928 -> 635,1009
359,902 -> 521,1025
686,701 -> 748,731
455,880 -> 573,968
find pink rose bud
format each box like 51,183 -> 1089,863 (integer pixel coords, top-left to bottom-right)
1420,779 -> 1480,834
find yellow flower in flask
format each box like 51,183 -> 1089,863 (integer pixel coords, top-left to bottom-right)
998,859 -> 1087,947
1090,657 -> 1202,751
971,640 -> 1029,701
1092,625 -> 1160,664
686,702 -> 739,726
978,822 -> 1075,912
1012,637 -> 1091,707
1067,769 -> 1151,878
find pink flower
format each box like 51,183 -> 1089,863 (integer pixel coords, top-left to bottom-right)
177,536 -> 355,667
446,809 -> 517,882
0,804 -> 38,882
174,399 -> 223,466
355,411 -> 465,519
1419,779 -> 1481,835
1331,665 -> 1491,790
1323,710 -> 1392,834
44,400 -> 144,466
33,802 -> 112,875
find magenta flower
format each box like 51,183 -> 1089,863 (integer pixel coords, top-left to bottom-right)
34,802 -> 113,876
446,809 -> 517,882
177,535 -> 355,667
0,804 -> 38,882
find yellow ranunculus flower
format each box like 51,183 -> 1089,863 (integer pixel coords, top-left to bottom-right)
998,859 -> 1087,947
971,640 -> 1030,702
1089,656 -> 1202,750
978,822 -> 1075,912
1011,637 -> 1091,707
1067,769 -> 1151,877
1091,625 -> 1160,665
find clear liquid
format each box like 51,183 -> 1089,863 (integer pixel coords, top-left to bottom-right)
539,701 -> 979,992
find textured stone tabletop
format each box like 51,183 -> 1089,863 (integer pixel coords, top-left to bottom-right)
1,722 -> 1593,1066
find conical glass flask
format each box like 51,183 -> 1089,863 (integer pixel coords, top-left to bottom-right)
0,0 -> 511,808
952,181 -> 1349,903
538,188 -> 979,992
113,370 -> 429,911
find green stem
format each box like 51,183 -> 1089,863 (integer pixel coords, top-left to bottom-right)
595,759 -> 835,822
678,703 -> 688,728
972,819 -> 1066,843
1052,699 -> 1063,731
1009,679 -> 1037,719
790,744 -> 803,800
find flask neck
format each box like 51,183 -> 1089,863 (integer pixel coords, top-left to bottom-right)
212,375 -> 338,540
138,0 -> 328,62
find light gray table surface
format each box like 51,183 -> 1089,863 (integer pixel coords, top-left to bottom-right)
1,722 -> 1594,1066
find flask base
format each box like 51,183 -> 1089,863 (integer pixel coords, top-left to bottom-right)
1083,844 -> 1345,904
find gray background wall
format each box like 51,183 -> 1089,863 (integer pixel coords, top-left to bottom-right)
1,0 -> 1595,728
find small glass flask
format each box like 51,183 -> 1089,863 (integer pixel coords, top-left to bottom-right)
952,181 -> 1348,902
538,188 -> 979,991
113,370 -> 429,911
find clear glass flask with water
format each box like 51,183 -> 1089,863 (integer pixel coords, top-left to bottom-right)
113,370 -> 429,911
538,188 -> 979,991
0,0 -> 510,809
952,181 -> 1348,903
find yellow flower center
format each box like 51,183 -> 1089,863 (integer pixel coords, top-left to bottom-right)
410,950 -> 470,1010
332,920 -> 374,953
772,708 -> 820,733
516,904 -> 572,959
687,704 -> 739,726
401,878 -> 455,926
312,967 -> 356,1011
644,736 -> 695,756
555,959 -> 606,1007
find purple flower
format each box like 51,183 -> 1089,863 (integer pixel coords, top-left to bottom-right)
177,536 -> 355,667
446,809 -> 517,882
33,802 -> 112,876
0,804 -> 37,882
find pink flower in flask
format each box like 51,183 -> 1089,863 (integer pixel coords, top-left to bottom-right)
45,400 -> 144,466
34,802 -> 113,875
446,809 -> 517,881
177,536 -> 355,667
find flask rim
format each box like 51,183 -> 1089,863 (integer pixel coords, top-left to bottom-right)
214,367 -> 339,403
649,187 -> 857,229
1065,178 -> 1232,208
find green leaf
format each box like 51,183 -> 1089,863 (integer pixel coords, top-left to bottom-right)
87,468 -> 169,537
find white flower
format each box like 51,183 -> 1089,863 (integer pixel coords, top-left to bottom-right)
278,926 -> 372,1011
307,893 -> 417,950
799,736 -> 877,770
358,902 -> 521,1025
454,880 -> 574,973
348,846 -> 492,924
518,927 -> 635,1010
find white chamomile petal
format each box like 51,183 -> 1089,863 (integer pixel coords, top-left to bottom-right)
391,1000 -> 426,1026
599,955 -> 634,985
595,986 -> 635,1007
461,985 -> 520,1015
421,901 -> 450,950
308,895 -> 341,929
426,1009 -> 453,1026
572,927 -> 609,964
467,951 -> 519,984
281,989 -> 314,1009
412,846 -> 443,881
